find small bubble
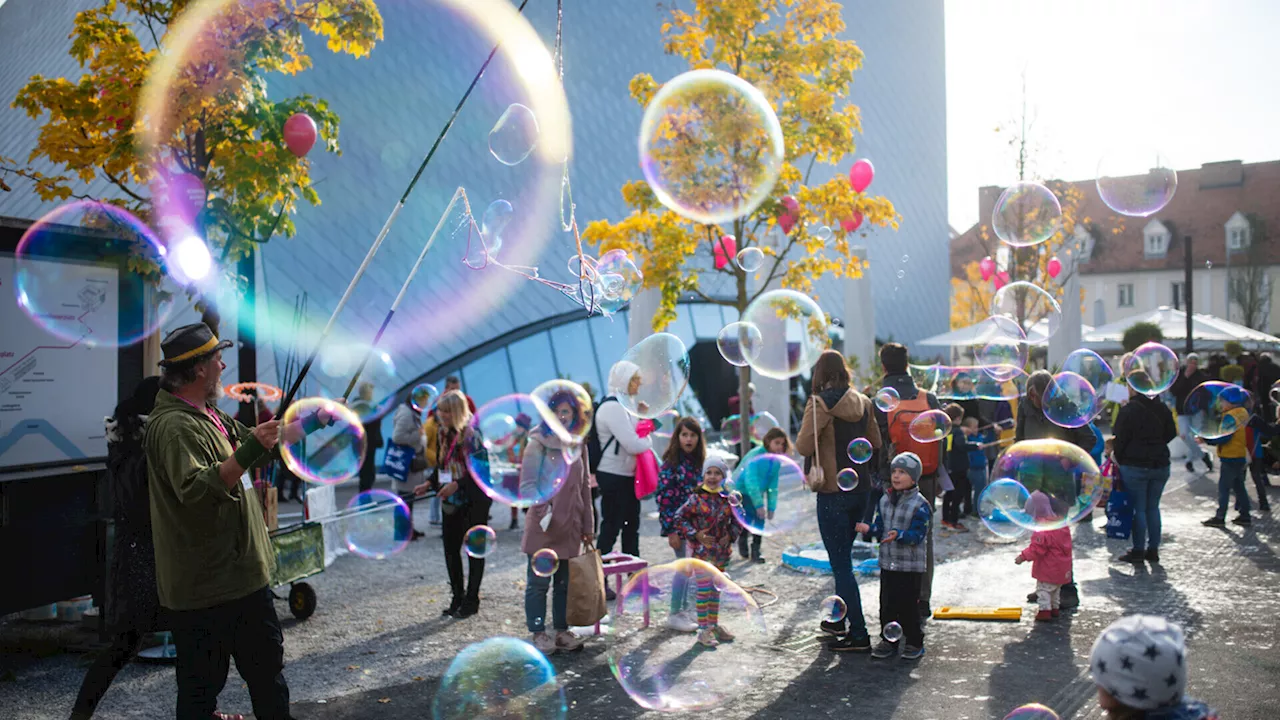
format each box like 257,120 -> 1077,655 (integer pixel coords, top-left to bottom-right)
901,254 -> 910,263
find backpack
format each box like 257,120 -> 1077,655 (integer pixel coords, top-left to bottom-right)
886,392 -> 941,475
831,413 -> 871,490
586,396 -> 619,473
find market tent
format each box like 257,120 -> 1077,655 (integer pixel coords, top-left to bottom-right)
1080,306 -> 1280,353
919,317 -> 1094,347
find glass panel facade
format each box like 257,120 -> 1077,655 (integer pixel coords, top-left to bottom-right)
549,320 -> 602,391
461,348 -> 514,407
508,332 -> 558,395
690,303 -> 724,340
667,304 -> 696,348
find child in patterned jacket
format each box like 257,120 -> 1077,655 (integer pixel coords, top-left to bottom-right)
673,455 -> 740,648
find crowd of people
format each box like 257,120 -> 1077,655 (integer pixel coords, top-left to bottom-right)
75,320 -> 1261,720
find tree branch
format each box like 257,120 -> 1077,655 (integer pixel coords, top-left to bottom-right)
101,168 -> 148,203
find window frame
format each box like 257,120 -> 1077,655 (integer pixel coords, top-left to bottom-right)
1118,283 -> 1135,308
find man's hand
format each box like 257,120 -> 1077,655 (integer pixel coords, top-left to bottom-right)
882,529 -> 898,543
254,420 -> 281,450
413,483 -> 431,497
854,522 -> 870,534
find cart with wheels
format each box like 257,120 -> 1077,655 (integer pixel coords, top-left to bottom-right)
269,520 -> 325,620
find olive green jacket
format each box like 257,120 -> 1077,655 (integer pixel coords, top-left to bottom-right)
145,389 -> 275,611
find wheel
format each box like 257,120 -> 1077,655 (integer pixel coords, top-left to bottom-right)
288,582 -> 317,620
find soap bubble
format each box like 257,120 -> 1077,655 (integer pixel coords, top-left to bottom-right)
410,383 -> 439,413
317,343 -> 399,423
530,548 -> 560,578
978,478 -> 1031,539
908,409 -> 952,443
1003,703 -> 1061,720
464,525 -> 497,559
1042,372 -> 1099,429
836,468 -> 860,491
926,365 -> 1028,402
816,226 -> 832,242
883,621 -> 903,642
979,322 -> 1029,382
480,199 -> 513,256
874,387 -> 901,413
847,437 -> 873,464
716,321 -> 764,367
1122,342 -> 1178,397
896,269 -> 905,279
433,637 -> 565,720
608,333 -> 690,420
1096,147 -> 1177,217
489,103 -> 540,166
638,69 -> 784,225
992,182 -> 1062,248
594,249 -> 643,315
650,408 -> 683,446
736,247 -> 765,272
345,490 -> 411,560
901,254 -> 910,263
469,394 -> 570,508
531,379 -> 593,446
820,595 -> 847,623
742,289 -> 829,380
989,439 -> 1103,533
731,452 -> 806,537
991,281 -> 1062,341
606,559 -> 768,711
727,490 -> 743,507
721,414 -> 743,445
1271,380 -> 1280,405
1061,349 -> 1114,393
1184,381 -> 1253,441
15,201 -> 186,348
280,397 -> 367,486
750,412 -> 780,442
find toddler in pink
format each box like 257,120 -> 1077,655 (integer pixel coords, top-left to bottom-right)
1014,490 -> 1073,621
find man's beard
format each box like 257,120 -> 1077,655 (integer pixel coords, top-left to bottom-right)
205,375 -> 220,404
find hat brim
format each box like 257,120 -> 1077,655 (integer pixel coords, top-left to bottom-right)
158,339 -> 233,367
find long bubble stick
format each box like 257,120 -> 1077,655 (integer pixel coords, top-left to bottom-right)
276,0 -> 533,414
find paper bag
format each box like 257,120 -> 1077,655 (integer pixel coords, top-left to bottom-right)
264,486 -> 279,531
566,543 -> 607,626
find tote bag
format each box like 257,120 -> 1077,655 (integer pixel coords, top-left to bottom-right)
566,542 -> 608,626
634,449 -> 660,500
381,440 -> 416,483
1105,476 -> 1133,540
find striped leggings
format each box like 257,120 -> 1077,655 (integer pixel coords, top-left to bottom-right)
694,569 -> 720,629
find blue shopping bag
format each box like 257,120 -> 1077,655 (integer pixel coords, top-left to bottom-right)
381,440 -> 415,483
1105,487 -> 1133,540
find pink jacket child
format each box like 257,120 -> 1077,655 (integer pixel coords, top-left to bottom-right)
1016,491 -> 1073,620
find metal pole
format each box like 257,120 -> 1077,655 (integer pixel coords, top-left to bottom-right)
1185,235 -> 1194,355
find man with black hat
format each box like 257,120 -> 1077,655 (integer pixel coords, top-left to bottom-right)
145,323 -> 296,720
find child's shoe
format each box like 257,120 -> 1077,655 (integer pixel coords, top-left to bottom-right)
713,625 -> 735,643
665,611 -> 698,633
696,629 -> 719,648
555,630 -> 584,652
828,634 -> 871,653
1050,609 -> 1061,618
531,631 -> 557,655
953,521 -> 970,532
1202,516 -> 1226,528
820,619 -> 847,636
870,640 -> 897,659
1035,609 -> 1054,622
901,645 -> 926,660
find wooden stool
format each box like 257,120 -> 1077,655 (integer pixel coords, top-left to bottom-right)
594,552 -> 650,635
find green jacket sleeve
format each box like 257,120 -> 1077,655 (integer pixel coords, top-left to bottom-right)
226,413 -> 272,470
153,417 -> 239,506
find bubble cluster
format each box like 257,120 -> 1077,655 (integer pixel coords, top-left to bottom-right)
736,247 -> 765,272
847,437 -> 873,464
1096,147 -> 1177,217
741,289 -> 829,380
1062,349 -> 1114,392
908,409 -> 952,444
1042,372 -> 1100,429
317,344 -> 399,423
470,395 -> 569,508
530,548 -> 560,578
883,621 -> 904,643
1184,381 -> 1253,441
433,637 -> 565,720
609,333 -> 690,420
480,199 -> 513,256
874,387 -> 901,413
638,69 -> 784,225
750,412 -> 779,443
14,201 -> 183,348
593,249 -> 644,316
729,452 -> 806,537
978,478 -> 1031,539
716,321 -> 764,367
820,595 -> 847,623
1003,703 -> 1061,720
991,282 -> 1062,341
987,439 -> 1103,533
345,490 -> 411,560
410,383 -> 439,413
836,468 -> 860,491
464,525 -> 497,559
1122,342 -> 1178,397
530,379 -> 593,446
607,559 -> 768,711
992,182 -> 1062,248
280,397 -> 367,486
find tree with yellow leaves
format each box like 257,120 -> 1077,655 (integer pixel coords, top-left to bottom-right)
582,0 -> 899,444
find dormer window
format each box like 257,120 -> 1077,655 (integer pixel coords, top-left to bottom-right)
1144,219 -> 1170,258
1073,224 -> 1094,263
1225,211 -> 1251,252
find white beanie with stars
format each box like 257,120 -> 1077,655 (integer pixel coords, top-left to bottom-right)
1089,615 -> 1187,710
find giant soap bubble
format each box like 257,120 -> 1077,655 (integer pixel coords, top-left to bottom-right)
468,394 -> 569,508
1042,371 -> 1099,429
990,282 -> 1061,341
987,439 -> 1102,533
1122,342 -> 1178,397
608,333 -> 690,420
1184,381 -> 1253,441
1062,348 -> 1114,393
1096,147 -> 1177,217
728,452 -> 806,537
638,69 -> 784,225
741,289 -> 829,380
280,397 -> 367,486
433,637 -> 565,719
315,343 -> 399,423
992,182 -> 1062,248
716,321 -> 764,367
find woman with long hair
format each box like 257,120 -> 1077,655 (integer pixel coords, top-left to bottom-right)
416,390 -> 492,618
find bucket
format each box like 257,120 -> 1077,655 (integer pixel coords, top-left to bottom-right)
57,596 -> 94,622
19,603 -> 58,621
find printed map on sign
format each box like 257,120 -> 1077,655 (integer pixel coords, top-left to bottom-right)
0,254 -> 118,470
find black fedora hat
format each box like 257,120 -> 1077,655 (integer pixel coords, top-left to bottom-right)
158,323 -> 232,367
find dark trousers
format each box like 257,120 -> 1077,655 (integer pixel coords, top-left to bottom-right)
442,502 -> 489,603
917,473 -> 938,606
879,570 -> 925,647
71,630 -> 143,718
597,471 -> 640,556
816,491 -> 870,641
942,483 -> 964,524
737,530 -> 762,558
357,444 -> 377,493
1248,455 -> 1272,508
591,486 -> 601,536
169,586 -> 289,720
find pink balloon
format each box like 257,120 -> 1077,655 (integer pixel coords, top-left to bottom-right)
778,213 -> 796,235
714,235 -> 736,269
781,195 -> 799,214
979,256 -> 995,281
283,112 -> 318,157
993,271 -> 1010,290
849,159 -> 875,193
1047,256 -> 1062,279
169,173 -> 206,219
841,211 -> 863,233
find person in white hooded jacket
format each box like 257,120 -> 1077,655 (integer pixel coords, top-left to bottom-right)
595,360 -> 653,557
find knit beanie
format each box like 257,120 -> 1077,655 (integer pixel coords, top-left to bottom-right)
890,452 -> 922,484
703,455 -> 730,478
1089,615 -> 1187,710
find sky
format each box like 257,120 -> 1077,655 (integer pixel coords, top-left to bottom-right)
944,0 -> 1280,231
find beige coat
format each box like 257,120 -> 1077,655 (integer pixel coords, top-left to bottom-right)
795,387 -> 882,494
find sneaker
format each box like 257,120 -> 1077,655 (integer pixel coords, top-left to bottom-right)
1035,609 -> 1054,622
531,631 -> 557,655
1117,549 -> 1146,564
1059,586 -> 1080,610
953,521 -> 970,533
665,611 -> 698,633
555,630 -> 584,652
697,629 -> 719,648
1050,609 -> 1061,618
1202,516 -> 1227,528
901,645 -> 926,660
828,635 -> 872,653
1185,461 -> 1195,473
605,587 -> 617,601
820,619 -> 847,636
713,625 -> 736,643
752,555 -> 766,564
1260,503 -> 1272,513
1232,515 -> 1253,526
1145,549 -> 1160,563
1204,457 -> 1214,472
870,640 -> 897,659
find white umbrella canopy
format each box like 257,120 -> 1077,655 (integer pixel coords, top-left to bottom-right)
1080,306 -> 1280,353
920,317 -> 1093,347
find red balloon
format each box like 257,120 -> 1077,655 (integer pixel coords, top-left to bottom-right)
714,235 -> 737,270
841,211 -> 863,233
849,159 -> 875,193
283,113 -> 318,157
993,271 -> 1010,290
1047,256 -> 1063,279
778,213 -> 796,235
781,195 -> 799,214
979,256 -> 996,281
